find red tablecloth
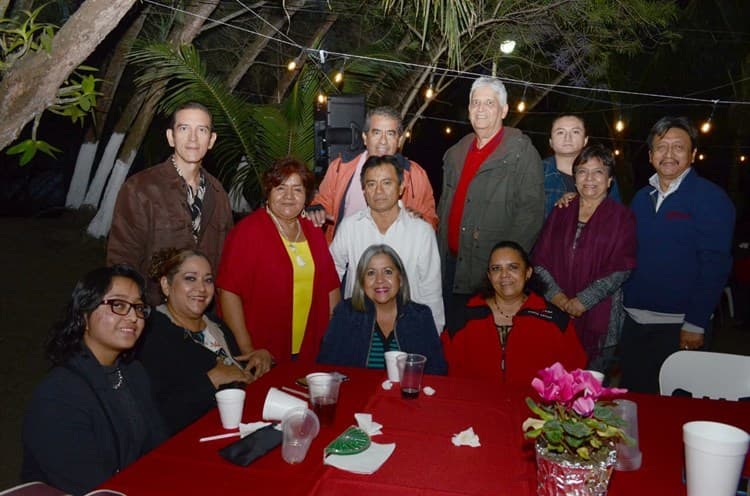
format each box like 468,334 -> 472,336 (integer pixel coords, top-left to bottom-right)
101,361 -> 750,495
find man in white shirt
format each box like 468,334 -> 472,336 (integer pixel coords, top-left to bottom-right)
330,155 -> 444,332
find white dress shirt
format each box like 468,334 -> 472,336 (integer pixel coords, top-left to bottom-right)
329,202 -> 445,332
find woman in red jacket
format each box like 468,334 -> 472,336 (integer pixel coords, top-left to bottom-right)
441,241 -> 586,385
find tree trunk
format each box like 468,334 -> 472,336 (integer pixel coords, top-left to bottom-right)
0,0 -> 137,151
66,7 -> 148,209
226,0 -> 306,91
274,14 -> 337,102
87,0 -> 220,237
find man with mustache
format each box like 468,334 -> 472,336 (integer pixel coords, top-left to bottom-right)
620,116 -> 735,393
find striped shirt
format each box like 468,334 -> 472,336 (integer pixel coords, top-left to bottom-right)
366,322 -> 400,369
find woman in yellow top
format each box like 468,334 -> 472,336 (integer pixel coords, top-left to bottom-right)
217,157 -> 340,378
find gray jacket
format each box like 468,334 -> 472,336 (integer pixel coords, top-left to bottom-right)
438,127 -> 544,294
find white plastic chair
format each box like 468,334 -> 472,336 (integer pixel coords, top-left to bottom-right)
0,482 -> 68,496
659,351 -> 750,400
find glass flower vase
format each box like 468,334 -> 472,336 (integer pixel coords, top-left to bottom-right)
535,440 -> 616,496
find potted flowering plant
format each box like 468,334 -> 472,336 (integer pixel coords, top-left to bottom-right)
523,363 -> 630,496
523,362 -> 629,459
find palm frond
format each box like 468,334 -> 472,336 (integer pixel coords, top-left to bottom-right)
128,41 -> 264,202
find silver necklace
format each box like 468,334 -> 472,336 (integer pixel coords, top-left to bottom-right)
267,206 -> 306,267
110,368 -> 124,390
491,295 -> 526,320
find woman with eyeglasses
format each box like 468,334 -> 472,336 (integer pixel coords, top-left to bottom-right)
441,241 -> 586,385
22,265 -> 166,496
137,248 -> 251,435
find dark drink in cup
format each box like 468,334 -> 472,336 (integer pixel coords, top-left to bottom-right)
401,387 -> 419,399
399,354 -> 427,400
311,396 -> 337,425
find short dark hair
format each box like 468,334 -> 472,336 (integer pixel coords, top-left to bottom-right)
360,155 -> 404,190
363,106 -> 403,135
351,244 -> 411,311
647,116 -> 697,151
550,114 -> 587,136
572,144 -> 615,178
168,101 -> 213,131
261,156 -> 315,205
46,265 -> 146,365
479,240 -> 532,298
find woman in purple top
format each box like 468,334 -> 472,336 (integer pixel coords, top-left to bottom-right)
533,144 -> 637,375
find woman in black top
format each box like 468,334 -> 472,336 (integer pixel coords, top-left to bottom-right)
137,248 -> 252,435
22,265 -> 166,496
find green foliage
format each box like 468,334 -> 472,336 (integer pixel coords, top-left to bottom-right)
128,42 -> 262,201
6,136 -> 61,165
1,3 -> 100,165
0,3 -> 56,72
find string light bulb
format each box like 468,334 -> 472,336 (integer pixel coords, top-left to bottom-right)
405,130 -> 412,139
445,126 -> 452,135
334,70 -> 343,84
516,85 -> 527,112
614,149 -> 621,156
741,155 -> 747,163
701,101 -> 717,134
425,85 -> 434,99
698,153 -> 705,161
287,60 -> 297,71
317,93 -> 326,104
615,117 -> 625,133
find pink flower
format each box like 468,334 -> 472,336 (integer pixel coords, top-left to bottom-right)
572,396 -> 596,417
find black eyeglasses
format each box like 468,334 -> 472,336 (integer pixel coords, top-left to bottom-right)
99,299 -> 151,319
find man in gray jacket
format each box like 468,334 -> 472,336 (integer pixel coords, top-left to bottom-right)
438,76 -> 544,318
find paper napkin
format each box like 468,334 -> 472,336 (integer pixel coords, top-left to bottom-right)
239,421 -> 272,437
452,426 -> 481,447
354,413 -> 383,436
324,441 -> 396,474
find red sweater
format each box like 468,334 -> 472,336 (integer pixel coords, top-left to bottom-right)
441,292 -> 586,386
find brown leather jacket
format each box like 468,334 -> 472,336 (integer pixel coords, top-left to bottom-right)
107,159 -> 233,304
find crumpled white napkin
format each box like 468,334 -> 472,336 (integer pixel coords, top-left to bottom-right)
452,426 -> 481,447
324,441 -> 396,474
239,421 -> 272,437
381,380 -> 394,390
423,386 -> 436,396
354,413 -> 383,436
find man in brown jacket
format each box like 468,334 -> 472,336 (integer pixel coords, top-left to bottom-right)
107,102 -> 233,304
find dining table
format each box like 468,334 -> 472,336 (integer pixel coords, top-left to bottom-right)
101,359 -> 750,495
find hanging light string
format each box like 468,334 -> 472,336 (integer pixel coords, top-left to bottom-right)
142,0 -> 750,108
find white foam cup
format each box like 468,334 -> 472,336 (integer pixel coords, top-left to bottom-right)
683,421 -> 750,496
215,388 -> 246,429
384,351 -> 407,382
262,387 -> 307,421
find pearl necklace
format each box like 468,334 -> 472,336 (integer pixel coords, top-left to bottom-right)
267,207 -> 306,267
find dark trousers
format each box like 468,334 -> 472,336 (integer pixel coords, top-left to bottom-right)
619,315 -> 713,394
619,316 -> 682,394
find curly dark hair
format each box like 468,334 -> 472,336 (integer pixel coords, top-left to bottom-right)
46,265 -> 146,365
148,248 -> 210,300
261,156 -> 316,205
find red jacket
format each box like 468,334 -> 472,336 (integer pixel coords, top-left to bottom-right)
311,152 -> 438,244
441,292 -> 587,386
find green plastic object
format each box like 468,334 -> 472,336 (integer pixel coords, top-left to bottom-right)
324,426 -> 371,456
